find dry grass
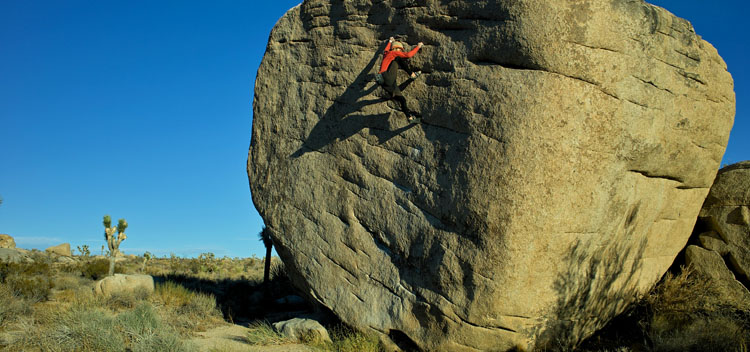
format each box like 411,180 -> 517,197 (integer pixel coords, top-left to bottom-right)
579,265 -> 750,352
5,250 -> 750,352
319,325 -> 384,352
153,280 -> 224,334
244,321 -> 384,352
642,267 -> 750,352
0,254 -> 238,351
245,321 -> 293,345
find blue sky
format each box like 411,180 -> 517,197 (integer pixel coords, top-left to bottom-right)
0,1 -> 747,258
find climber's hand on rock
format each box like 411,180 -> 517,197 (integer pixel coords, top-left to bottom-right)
418,42 -> 424,48
389,37 -> 394,42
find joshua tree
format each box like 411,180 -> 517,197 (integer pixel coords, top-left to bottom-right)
103,215 -> 128,276
77,245 -> 91,257
258,226 -> 273,286
141,251 -> 152,273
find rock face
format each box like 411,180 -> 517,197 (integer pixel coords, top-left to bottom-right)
0,248 -> 32,263
46,243 -> 72,257
686,161 -> 750,309
94,274 -> 155,297
0,234 -> 15,249
248,1 -> 735,350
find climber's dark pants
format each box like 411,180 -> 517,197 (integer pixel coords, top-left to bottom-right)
381,60 -> 411,115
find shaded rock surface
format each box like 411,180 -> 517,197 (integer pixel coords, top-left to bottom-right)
248,0 -> 735,350
684,245 -> 750,309
45,243 -> 72,257
686,161 -> 750,309
0,234 -> 15,249
0,248 -> 32,263
94,274 -> 155,297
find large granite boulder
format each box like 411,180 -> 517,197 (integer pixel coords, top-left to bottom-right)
94,274 -> 155,297
45,243 -> 72,257
685,161 -> 750,309
0,248 -> 33,263
248,1 -> 735,350
0,234 -> 15,249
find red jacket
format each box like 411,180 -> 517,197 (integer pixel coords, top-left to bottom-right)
379,42 -> 420,73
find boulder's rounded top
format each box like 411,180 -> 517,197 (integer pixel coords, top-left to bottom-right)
0,234 -> 16,249
704,161 -> 750,207
45,243 -> 72,257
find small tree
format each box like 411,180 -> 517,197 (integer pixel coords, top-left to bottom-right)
77,245 -> 91,257
103,215 -> 128,276
141,251 -> 152,273
259,226 -> 273,286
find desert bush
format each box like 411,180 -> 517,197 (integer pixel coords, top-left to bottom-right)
46,307 -> 125,352
4,275 -> 53,302
81,258 -> 123,280
77,245 -> 91,257
642,266 -> 750,352
154,281 -> 196,307
153,280 -> 222,334
117,303 -> 191,351
131,331 -> 190,352
7,302 -> 192,352
315,325 -> 384,352
53,272 -> 90,290
0,261 -> 52,277
197,252 -> 217,273
105,289 -> 141,311
0,284 -> 31,329
177,289 -> 219,317
155,281 -> 218,313
0,262 -> 54,302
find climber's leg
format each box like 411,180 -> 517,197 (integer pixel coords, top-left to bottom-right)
381,61 -> 413,115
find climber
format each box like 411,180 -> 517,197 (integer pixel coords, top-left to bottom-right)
377,37 -> 423,123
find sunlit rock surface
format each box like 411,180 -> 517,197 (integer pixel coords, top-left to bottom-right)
248,0 -> 735,349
